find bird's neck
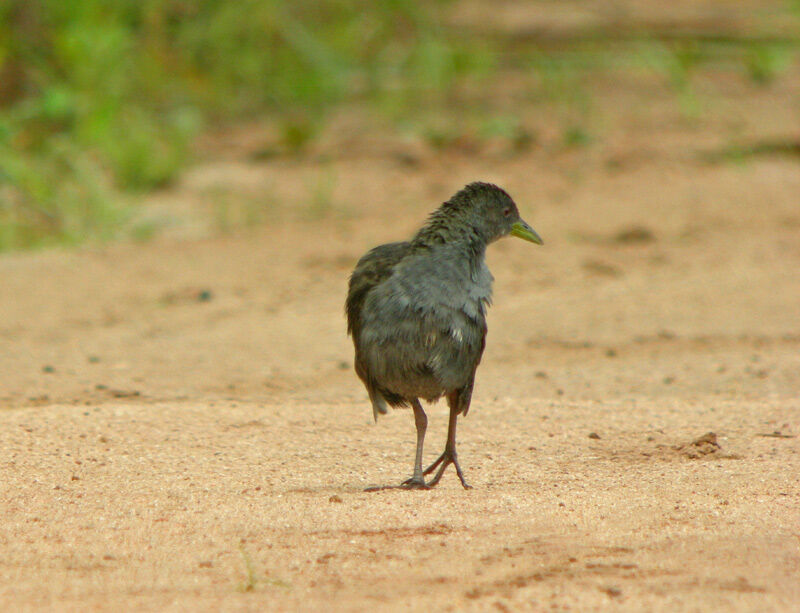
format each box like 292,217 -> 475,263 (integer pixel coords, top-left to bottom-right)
413,225 -> 488,273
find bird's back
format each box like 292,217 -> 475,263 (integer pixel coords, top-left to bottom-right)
347,240 -> 490,410
346,241 -> 412,340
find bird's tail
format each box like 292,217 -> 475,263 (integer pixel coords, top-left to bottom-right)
369,390 -> 389,422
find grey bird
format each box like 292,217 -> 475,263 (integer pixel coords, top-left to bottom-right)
346,182 -> 542,489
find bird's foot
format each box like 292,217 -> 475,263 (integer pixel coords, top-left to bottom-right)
364,485 -> 394,492
364,476 -> 430,492
400,476 -> 430,490
423,449 -> 472,489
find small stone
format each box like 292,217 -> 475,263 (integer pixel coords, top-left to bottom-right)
613,226 -> 655,244
601,585 -> 623,598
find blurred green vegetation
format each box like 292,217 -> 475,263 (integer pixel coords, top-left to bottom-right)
1,1 -> 798,250
1,0 -> 495,249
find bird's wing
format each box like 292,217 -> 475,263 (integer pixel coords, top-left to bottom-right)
451,330 -> 485,416
346,241 -> 411,338
347,242 -> 413,416
357,297 -> 486,401
357,251 -> 488,401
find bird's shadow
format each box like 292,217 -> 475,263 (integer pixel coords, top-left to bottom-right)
363,483 -> 430,492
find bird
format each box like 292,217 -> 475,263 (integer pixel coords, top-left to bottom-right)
346,182 -> 542,489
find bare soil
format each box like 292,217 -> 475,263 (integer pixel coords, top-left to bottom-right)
2,13 -> 800,612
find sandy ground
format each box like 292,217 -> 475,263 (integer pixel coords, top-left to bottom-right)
2,12 -> 800,611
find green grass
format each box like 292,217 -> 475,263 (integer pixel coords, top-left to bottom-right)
1,0 -> 490,249
235,544 -> 290,592
1,1 -> 799,250
236,545 -> 258,592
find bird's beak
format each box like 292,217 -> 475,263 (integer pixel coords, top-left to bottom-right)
510,220 -> 543,245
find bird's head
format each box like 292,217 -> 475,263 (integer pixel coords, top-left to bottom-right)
452,182 -> 543,246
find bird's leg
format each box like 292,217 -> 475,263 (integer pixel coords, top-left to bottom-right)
401,399 -> 429,489
424,398 -> 472,489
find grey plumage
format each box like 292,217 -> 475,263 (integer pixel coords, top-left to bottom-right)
346,182 -> 542,489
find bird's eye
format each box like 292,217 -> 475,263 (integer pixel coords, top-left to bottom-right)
502,207 -> 511,217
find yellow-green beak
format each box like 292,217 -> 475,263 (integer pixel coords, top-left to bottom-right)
510,220 -> 543,245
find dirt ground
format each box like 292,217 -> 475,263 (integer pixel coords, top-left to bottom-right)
2,16 -> 800,613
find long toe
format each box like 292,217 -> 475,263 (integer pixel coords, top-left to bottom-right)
451,456 -> 472,489
364,479 -> 429,492
427,453 -> 454,488
401,476 -> 430,490
426,461 -> 449,487
422,452 -> 447,476
424,450 -> 472,489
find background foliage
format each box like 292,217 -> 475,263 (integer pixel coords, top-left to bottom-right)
1,0 -> 798,250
